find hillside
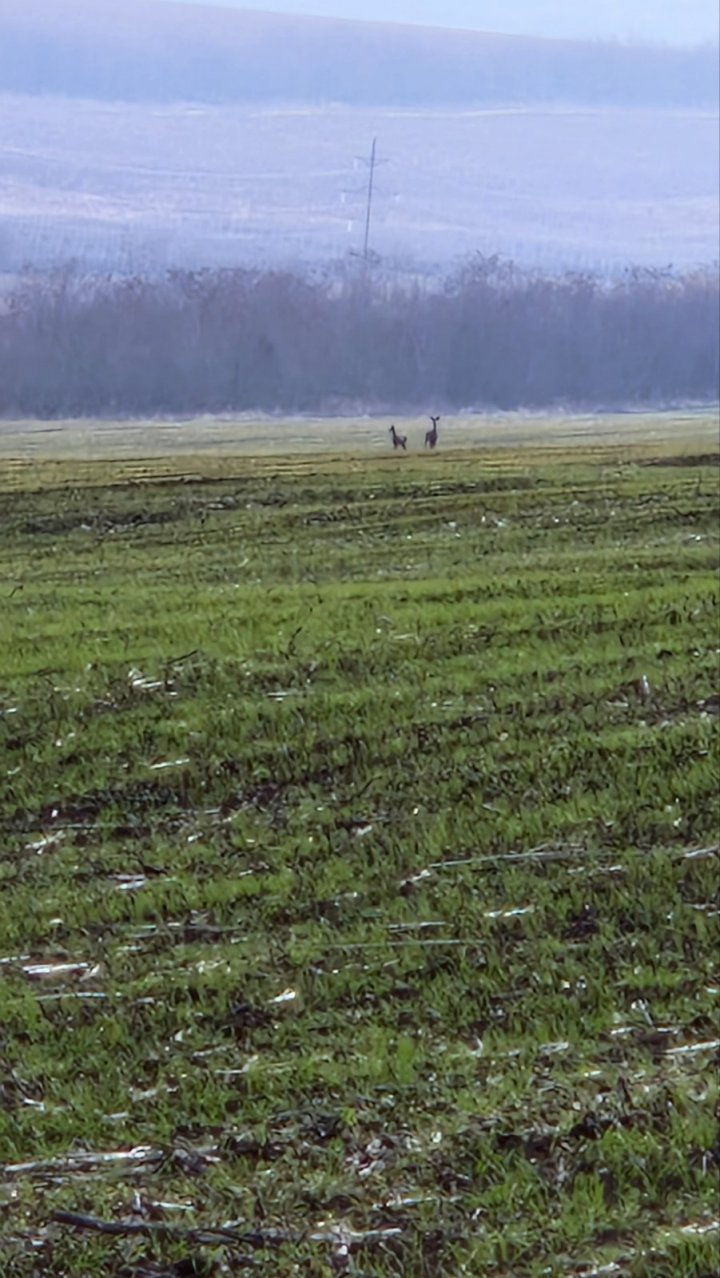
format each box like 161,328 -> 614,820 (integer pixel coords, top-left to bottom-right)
0,0 -> 717,274
0,0 -> 718,109
0,94 -> 717,273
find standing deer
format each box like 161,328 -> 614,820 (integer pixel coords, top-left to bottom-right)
425,415 -> 440,450
389,424 -> 407,451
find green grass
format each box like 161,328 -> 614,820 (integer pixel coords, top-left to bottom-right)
0,435 -> 718,1277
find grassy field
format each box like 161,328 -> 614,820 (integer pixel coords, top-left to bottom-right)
0,409 -> 716,463
0,418 -> 719,1277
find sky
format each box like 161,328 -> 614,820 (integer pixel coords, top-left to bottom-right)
166,0 -> 720,46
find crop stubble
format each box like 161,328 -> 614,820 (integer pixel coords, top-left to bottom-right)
0,421 -> 718,1276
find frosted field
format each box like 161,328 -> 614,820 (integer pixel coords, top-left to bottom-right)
0,95 -> 717,272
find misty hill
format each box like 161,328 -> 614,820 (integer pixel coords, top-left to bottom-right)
1,1 -> 717,275
1,0 -> 718,109
1,93 -> 717,275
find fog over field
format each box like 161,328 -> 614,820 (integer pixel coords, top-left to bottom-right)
2,95 -> 716,274
0,0 -> 718,274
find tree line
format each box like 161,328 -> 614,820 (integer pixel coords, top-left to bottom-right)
4,5 -> 717,110
0,257 -> 717,417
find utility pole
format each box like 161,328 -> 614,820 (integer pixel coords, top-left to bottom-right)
362,137 -> 377,265
342,138 -> 387,268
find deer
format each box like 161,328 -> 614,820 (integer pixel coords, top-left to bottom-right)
425,415 -> 440,450
389,424 -> 407,451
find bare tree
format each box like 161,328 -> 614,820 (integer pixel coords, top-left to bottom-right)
0,259 -> 717,418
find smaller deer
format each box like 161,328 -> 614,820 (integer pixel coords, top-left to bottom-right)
425,415 -> 440,450
389,424 -> 407,451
